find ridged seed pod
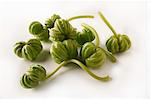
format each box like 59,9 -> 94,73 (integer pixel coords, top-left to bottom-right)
20,64 -> 46,88
98,12 -> 131,54
50,39 -> 78,64
76,26 -> 95,45
29,21 -> 49,41
80,42 -> 106,68
45,14 -> 61,28
14,39 -> 43,61
106,34 -> 131,53
50,19 -> 77,42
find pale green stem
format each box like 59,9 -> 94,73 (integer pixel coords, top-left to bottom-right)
45,61 -> 70,79
67,15 -> 94,21
69,59 -> 110,81
81,23 -> 100,48
100,47 -> 116,63
45,59 -> 110,81
98,11 -> 118,37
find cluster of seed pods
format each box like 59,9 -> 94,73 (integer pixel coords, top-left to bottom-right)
14,12 -> 131,89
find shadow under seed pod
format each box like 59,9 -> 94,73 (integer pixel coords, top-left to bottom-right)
34,50 -> 51,62
41,39 -> 52,43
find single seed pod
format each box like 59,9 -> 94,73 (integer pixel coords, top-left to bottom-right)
80,42 -> 106,68
106,34 -> 131,53
29,21 -> 43,35
98,12 -> 131,54
63,39 -> 78,59
45,14 -> 61,28
50,39 -> 78,64
29,21 -> 50,41
14,39 -> 43,61
76,26 -> 95,45
20,64 -> 46,88
50,19 -> 77,42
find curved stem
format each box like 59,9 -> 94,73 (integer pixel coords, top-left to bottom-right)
69,59 -> 110,81
67,15 -> 94,21
45,61 -> 70,80
81,23 -> 100,48
98,11 -> 118,37
45,58 -> 110,81
100,47 -> 117,63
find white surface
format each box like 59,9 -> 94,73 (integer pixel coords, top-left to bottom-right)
0,0 -> 149,98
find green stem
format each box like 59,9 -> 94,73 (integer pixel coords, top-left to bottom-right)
81,23 -> 100,48
100,47 -> 117,63
67,15 -> 94,21
45,61 -> 70,80
81,23 -> 116,63
98,11 -> 118,37
69,59 -> 110,81
45,59 -> 110,81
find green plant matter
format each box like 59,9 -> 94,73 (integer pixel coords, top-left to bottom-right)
80,23 -> 116,63
14,12 -> 132,90
50,19 -> 77,42
20,64 -> 46,88
76,26 -> 95,45
80,42 -> 106,68
29,14 -> 94,41
14,39 -> 42,61
45,14 -> 61,29
29,21 -> 49,41
50,39 -> 110,81
98,12 -> 131,54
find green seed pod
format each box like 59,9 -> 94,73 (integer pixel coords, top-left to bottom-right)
98,12 -> 131,54
76,26 -> 95,45
45,14 -> 61,28
106,34 -> 131,53
80,42 -> 106,68
20,64 -> 46,88
50,19 -> 77,42
14,42 -> 26,58
14,39 -> 43,61
63,39 -> 78,59
29,21 -> 50,41
50,39 -> 78,64
29,21 -> 43,35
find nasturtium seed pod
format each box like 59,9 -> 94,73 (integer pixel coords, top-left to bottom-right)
63,39 -> 78,59
29,21 -> 50,41
14,39 -> 43,61
50,39 -> 78,64
20,64 -> 46,88
14,42 -> 26,58
50,41 -> 69,63
98,12 -> 131,54
80,42 -> 106,68
29,21 -> 43,35
76,27 -> 95,45
45,14 -> 61,28
106,34 -> 131,53
50,19 -> 77,42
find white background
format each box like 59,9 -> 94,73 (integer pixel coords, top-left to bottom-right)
0,0 -> 149,99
